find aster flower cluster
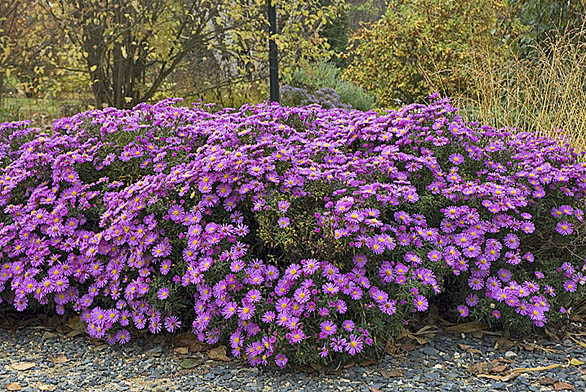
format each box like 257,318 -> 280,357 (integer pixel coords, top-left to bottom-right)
0,94 -> 584,368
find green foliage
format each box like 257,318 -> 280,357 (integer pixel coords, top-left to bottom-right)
289,62 -> 375,110
509,0 -> 586,58
343,0 -> 523,107
0,103 -> 21,122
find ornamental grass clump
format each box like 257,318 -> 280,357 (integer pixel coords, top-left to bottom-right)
0,95 -> 584,368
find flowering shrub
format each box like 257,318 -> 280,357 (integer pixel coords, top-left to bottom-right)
281,84 -> 352,110
0,95 -> 585,368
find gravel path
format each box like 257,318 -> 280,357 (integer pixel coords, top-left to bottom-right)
1,321 -> 585,392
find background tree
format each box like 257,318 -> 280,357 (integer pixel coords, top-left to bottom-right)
42,0 -> 344,109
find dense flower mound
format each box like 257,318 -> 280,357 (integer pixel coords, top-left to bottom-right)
0,96 -> 585,367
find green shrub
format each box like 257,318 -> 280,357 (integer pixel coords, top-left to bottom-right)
289,61 -> 375,111
343,0 -> 523,107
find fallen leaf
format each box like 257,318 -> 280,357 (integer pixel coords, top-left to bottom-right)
498,357 -> 513,364
554,381 -> 575,391
10,362 -> 35,371
568,358 -> 584,367
512,363 -> 561,373
49,354 -> 67,364
359,358 -> 376,366
173,332 -> 209,353
65,330 -> 83,338
369,388 -> 381,392
491,364 -> 508,374
399,341 -> 416,352
385,338 -> 399,356
66,316 -> 84,331
445,322 -> 487,334
544,326 -> 559,341
567,335 -> 586,349
411,335 -> 429,345
42,331 -> 57,340
523,342 -> 559,354
477,372 -> 518,382
495,337 -> 515,351
540,377 -> 557,386
380,368 -> 404,378
467,361 -> 490,375
38,384 -> 56,391
174,346 -> 189,355
207,345 -> 230,362
179,359 -> 198,369
414,325 -> 438,335
458,344 -> 482,355
6,382 -> 21,391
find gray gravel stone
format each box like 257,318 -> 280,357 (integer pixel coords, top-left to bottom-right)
1,322 -> 585,392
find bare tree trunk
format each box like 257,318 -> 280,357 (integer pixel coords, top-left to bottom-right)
0,71 -> 4,106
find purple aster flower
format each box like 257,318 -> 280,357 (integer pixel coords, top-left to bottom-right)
286,329 -> 306,344
468,276 -> 484,291
342,320 -> 355,332
275,354 -> 288,368
413,295 -> 428,311
466,294 -> 479,307
277,201 -> 290,213
335,299 -> 347,314
157,287 -> 169,300
116,329 -> 131,344
294,287 -> 310,304
564,280 -> 577,293
457,305 -> 469,317
379,300 -> 397,315
262,311 -> 276,323
284,264 -> 301,281
245,289 -> 262,303
378,261 -> 394,283
222,301 -> 237,319
504,234 -> 520,249
238,301 -> 255,320
301,258 -> 320,274
497,268 -> 512,282
278,217 -> 290,228
164,316 -> 181,332
330,336 -> 347,352
556,221 -> 574,236
449,153 -> 464,165
320,320 -> 337,337
345,334 -> 363,356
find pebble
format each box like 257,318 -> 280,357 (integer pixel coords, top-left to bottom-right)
0,323 -> 585,392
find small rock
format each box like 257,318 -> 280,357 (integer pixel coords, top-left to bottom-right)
504,351 -> 517,358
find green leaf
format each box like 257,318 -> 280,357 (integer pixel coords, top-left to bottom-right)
179,359 -> 198,369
